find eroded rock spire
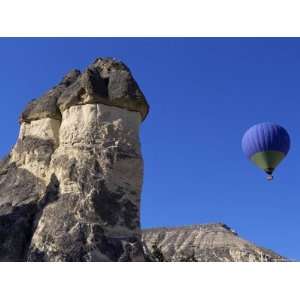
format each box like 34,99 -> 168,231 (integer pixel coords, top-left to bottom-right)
0,57 -> 149,261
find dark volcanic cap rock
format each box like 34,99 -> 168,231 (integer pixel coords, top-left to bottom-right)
20,70 -> 81,123
20,58 -> 149,123
57,58 -> 149,120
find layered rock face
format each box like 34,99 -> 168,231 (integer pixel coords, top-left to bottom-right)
142,224 -> 286,262
0,58 -> 149,261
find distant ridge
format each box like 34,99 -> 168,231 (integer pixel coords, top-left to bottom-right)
142,224 -> 286,262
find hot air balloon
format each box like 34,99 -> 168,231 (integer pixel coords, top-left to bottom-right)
242,123 -> 290,180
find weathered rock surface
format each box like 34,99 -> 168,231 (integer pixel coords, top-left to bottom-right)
142,224 -> 286,262
0,58 -> 148,261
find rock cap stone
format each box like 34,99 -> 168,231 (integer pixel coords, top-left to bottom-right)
20,58 -> 149,123
20,69 -> 81,123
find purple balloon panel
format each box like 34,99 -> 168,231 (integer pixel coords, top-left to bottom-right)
242,122 -> 290,159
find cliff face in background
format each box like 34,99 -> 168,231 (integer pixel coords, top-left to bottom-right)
0,57 -> 286,262
142,224 -> 285,262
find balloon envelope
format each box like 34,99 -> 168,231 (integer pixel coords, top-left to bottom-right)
242,123 -> 290,174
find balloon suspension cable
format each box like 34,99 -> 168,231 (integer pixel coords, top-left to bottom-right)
267,175 -> 274,181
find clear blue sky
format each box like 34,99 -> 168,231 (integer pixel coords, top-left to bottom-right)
0,38 -> 299,260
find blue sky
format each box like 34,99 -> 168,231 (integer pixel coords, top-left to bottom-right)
0,38 -> 299,260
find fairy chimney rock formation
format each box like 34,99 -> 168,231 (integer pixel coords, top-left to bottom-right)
0,58 -> 149,261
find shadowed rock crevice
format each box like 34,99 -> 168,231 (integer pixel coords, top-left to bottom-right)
0,162 -> 45,207
0,202 -> 37,261
0,163 -> 45,261
38,173 -> 60,210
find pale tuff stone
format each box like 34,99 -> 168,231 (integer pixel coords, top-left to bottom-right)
11,118 -> 60,180
27,104 -> 144,261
